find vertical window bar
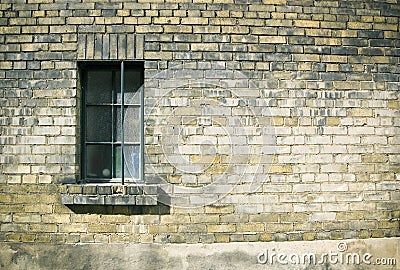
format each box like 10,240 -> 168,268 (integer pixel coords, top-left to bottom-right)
120,61 -> 125,185
140,71 -> 145,182
81,70 -> 87,182
111,71 -> 115,182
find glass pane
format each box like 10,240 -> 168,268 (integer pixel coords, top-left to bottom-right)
114,145 -> 140,179
115,69 -> 142,104
86,106 -> 112,142
123,106 -> 140,143
114,106 -> 140,143
86,70 -> 113,104
86,144 -> 112,179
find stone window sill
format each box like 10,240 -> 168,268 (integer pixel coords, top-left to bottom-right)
60,184 -> 158,206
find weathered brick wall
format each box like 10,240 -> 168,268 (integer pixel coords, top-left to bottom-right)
0,0 -> 399,244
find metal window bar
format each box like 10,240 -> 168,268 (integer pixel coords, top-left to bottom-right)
120,61 -> 125,185
140,68 -> 145,182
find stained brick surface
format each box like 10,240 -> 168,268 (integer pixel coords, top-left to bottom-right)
0,0 -> 399,244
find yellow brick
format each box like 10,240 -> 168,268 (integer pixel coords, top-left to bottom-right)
148,225 -> 178,234
348,108 -> 373,117
191,155 -> 218,164
88,224 -> 117,233
268,223 -> 293,232
190,214 -> 220,223
0,194 -> 13,203
249,214 -> 278,223
59,224 -> 87,233
190,43 -> 219,51
236,223 -> 264,232
208,164 -> 229,173
326,64 -> 339,71
99,215 -> 130,224
5,233 -> 21,242
205,205 -> 234,214
374,23 -> 397,31
144,51 -> 172,60
80,234 -> 95,243
388,101 -> 400,109
160,214 -> 191,224
110,234 -> 132,243
215,234 -> 230,242
384,31 -> 399,39
279,213 -> 308,222
259,233 -> 273,241
362,154 -> 388,163
29,224 -> 57,233
326,117 -> 340,126
371,230 -> 385,238
269,165 -> 293,174
260,36 -> 286,44
303,232 -> 316,241
153,17 -> 180,25
21,234 -> 36,242
13,214 -> 41,223
36,234 -> 51,243
124,17 -> 138,24
348,22 -> 372,30
181,17 -> 208,25
207,224 -> 236,233
378,221 -> 398,229
262,0 -> 287,4
371,56 -> 391,64
273,117 -> 284,126
316,38 -> 341,46
323,55 -> 347,63
213,0 -> 234,3
42,214 -> 70,223
94,234 -> 109,243
66,234 -> 80,243
135,25 -> 163,33
359,230 -> 371,238
306,29 -> 331,36
140,234 -> 154,243
294,20 -> 319,28
117,10 -> 130,17
164,25 -> 192,33
284,117 -> 298,126
178,224 -> 207,233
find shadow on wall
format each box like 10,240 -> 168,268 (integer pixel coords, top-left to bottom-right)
66,203 -> 170,215
65,186 -> 171,215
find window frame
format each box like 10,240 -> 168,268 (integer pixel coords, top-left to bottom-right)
79,61 -> 145,184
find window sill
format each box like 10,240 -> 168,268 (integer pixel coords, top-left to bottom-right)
60,184 -> 158,206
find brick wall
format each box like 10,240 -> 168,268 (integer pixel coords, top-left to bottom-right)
0,0 -> 399,244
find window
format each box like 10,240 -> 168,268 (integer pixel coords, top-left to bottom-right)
80,61 -> 144,184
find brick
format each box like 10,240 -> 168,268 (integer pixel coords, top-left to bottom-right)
294,20 -> 320,28
181,17 -> 208,25
310,212 -> 336,221
259,36 -> 286,44
190,43 -> 219,51
321,183 -> 348,192
207,224 -> 236,233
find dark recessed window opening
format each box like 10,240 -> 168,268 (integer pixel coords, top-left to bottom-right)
79,61 -> 144,184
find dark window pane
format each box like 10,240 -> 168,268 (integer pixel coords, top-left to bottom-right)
115,69 -> 142,104
86,144 -> 112,179
86,106 -> 112,142
87,70 -> 113,104
115,145 -> 140,179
